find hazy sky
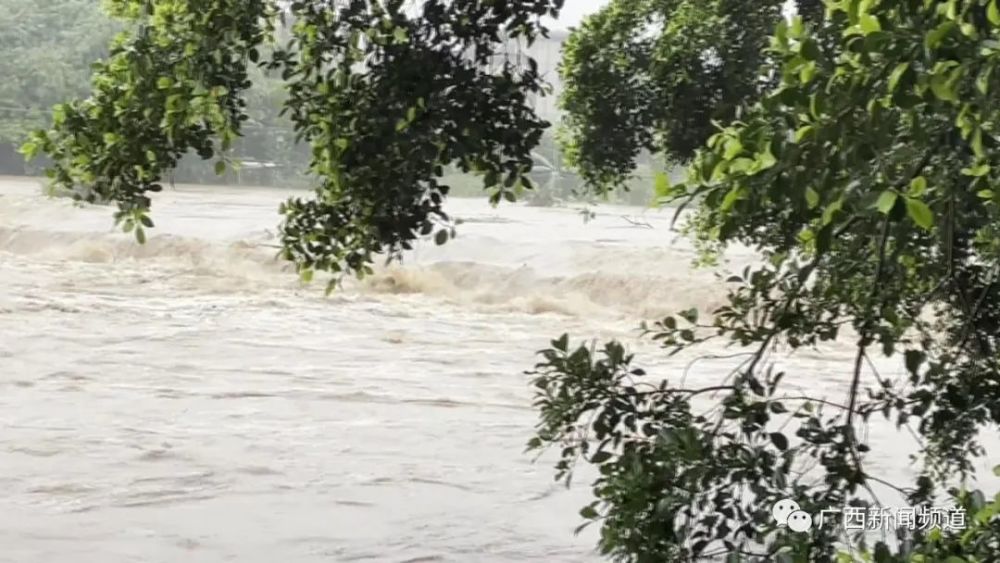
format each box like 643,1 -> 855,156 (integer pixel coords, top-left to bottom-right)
546,0 -> 796,30
548,1 -> 609,31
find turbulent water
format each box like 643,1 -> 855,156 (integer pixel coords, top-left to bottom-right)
1,177 -> 996,562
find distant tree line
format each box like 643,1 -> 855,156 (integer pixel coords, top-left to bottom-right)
1,0 -> 664,205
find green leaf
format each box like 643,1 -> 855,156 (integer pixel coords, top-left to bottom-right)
930,75 -> 958,102
678,308 -> 698,324
909,176 -> 927,196
962,163 -> 990,177
805,186 -> 820,209
754,144 -> 777,172
156,76 -> 173,89
972,129 -> 985,157
822,198 -> 843,225
904,350 -> 925,374
434,230 -> 449,245
794,125 -> 813,143
905,198 -> 934,230
727,158 -> 753,174
801,37 -> 820,61
52,104 -> 67,125
653,172 -> 671,199
990,0 -> 1000,26
215,161 -> 226,175
299,269 -> 314,283
876,190 -> 898,214
888,62 -> 909,93
19,141 -> 38,159
723,138 -> 743,160
721,185 -> 747,211
860,14 -> 881,34
135,226 -> 146,244
977,67 -> 992,95
789,15 -> 804,38
590,451 -> 613,463
799,61 -> 817,84
769,433 -> 789,451
926,21 -> 956,49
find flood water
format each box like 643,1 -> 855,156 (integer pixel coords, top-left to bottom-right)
1,176 -> 996,562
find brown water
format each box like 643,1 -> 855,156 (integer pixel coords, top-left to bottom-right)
1,177 -> 995,562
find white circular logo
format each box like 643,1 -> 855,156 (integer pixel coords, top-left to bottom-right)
771,498 -> 801,526
787,509 -> 813,532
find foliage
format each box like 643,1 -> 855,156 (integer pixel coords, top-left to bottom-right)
171,59 -> 312,187
531,1 -> 1000,561
23,0 -> 275,240
0,0 -> 117,141
268,0 -> 562,283
0,2 -> 309,184
0,0 -> 118,171
557,0 -> 826,192
26,0 -> 563,285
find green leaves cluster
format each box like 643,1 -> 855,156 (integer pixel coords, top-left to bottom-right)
270,0 -> 562,285
0,0 -> 117,153
558,0 -> 824,193
668,0 -> 1000,474
23,0 -> 275,241
532,0 -> 1000,560
27,0 -> 563,279
529,335 -> 850,561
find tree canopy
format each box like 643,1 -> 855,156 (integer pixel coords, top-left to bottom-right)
24,0 -> 563,281
0,0 -> 117,170
557,1 -> 828,192
0,0 -> 301,182
533,0 -> 1000,560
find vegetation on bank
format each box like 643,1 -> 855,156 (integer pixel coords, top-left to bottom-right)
533,1 -> 1000,560
18,0 -> 1000,561
0,0 -> 660,206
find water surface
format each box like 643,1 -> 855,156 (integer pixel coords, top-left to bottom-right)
1,177 -> 995,562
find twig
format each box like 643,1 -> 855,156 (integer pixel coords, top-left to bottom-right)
844,213 -> 892,507
956,264 -> 999,352
621,215 -> 654,229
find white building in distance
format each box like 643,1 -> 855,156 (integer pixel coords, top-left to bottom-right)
494,30 -> 568,124
525,30 -> 568,123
